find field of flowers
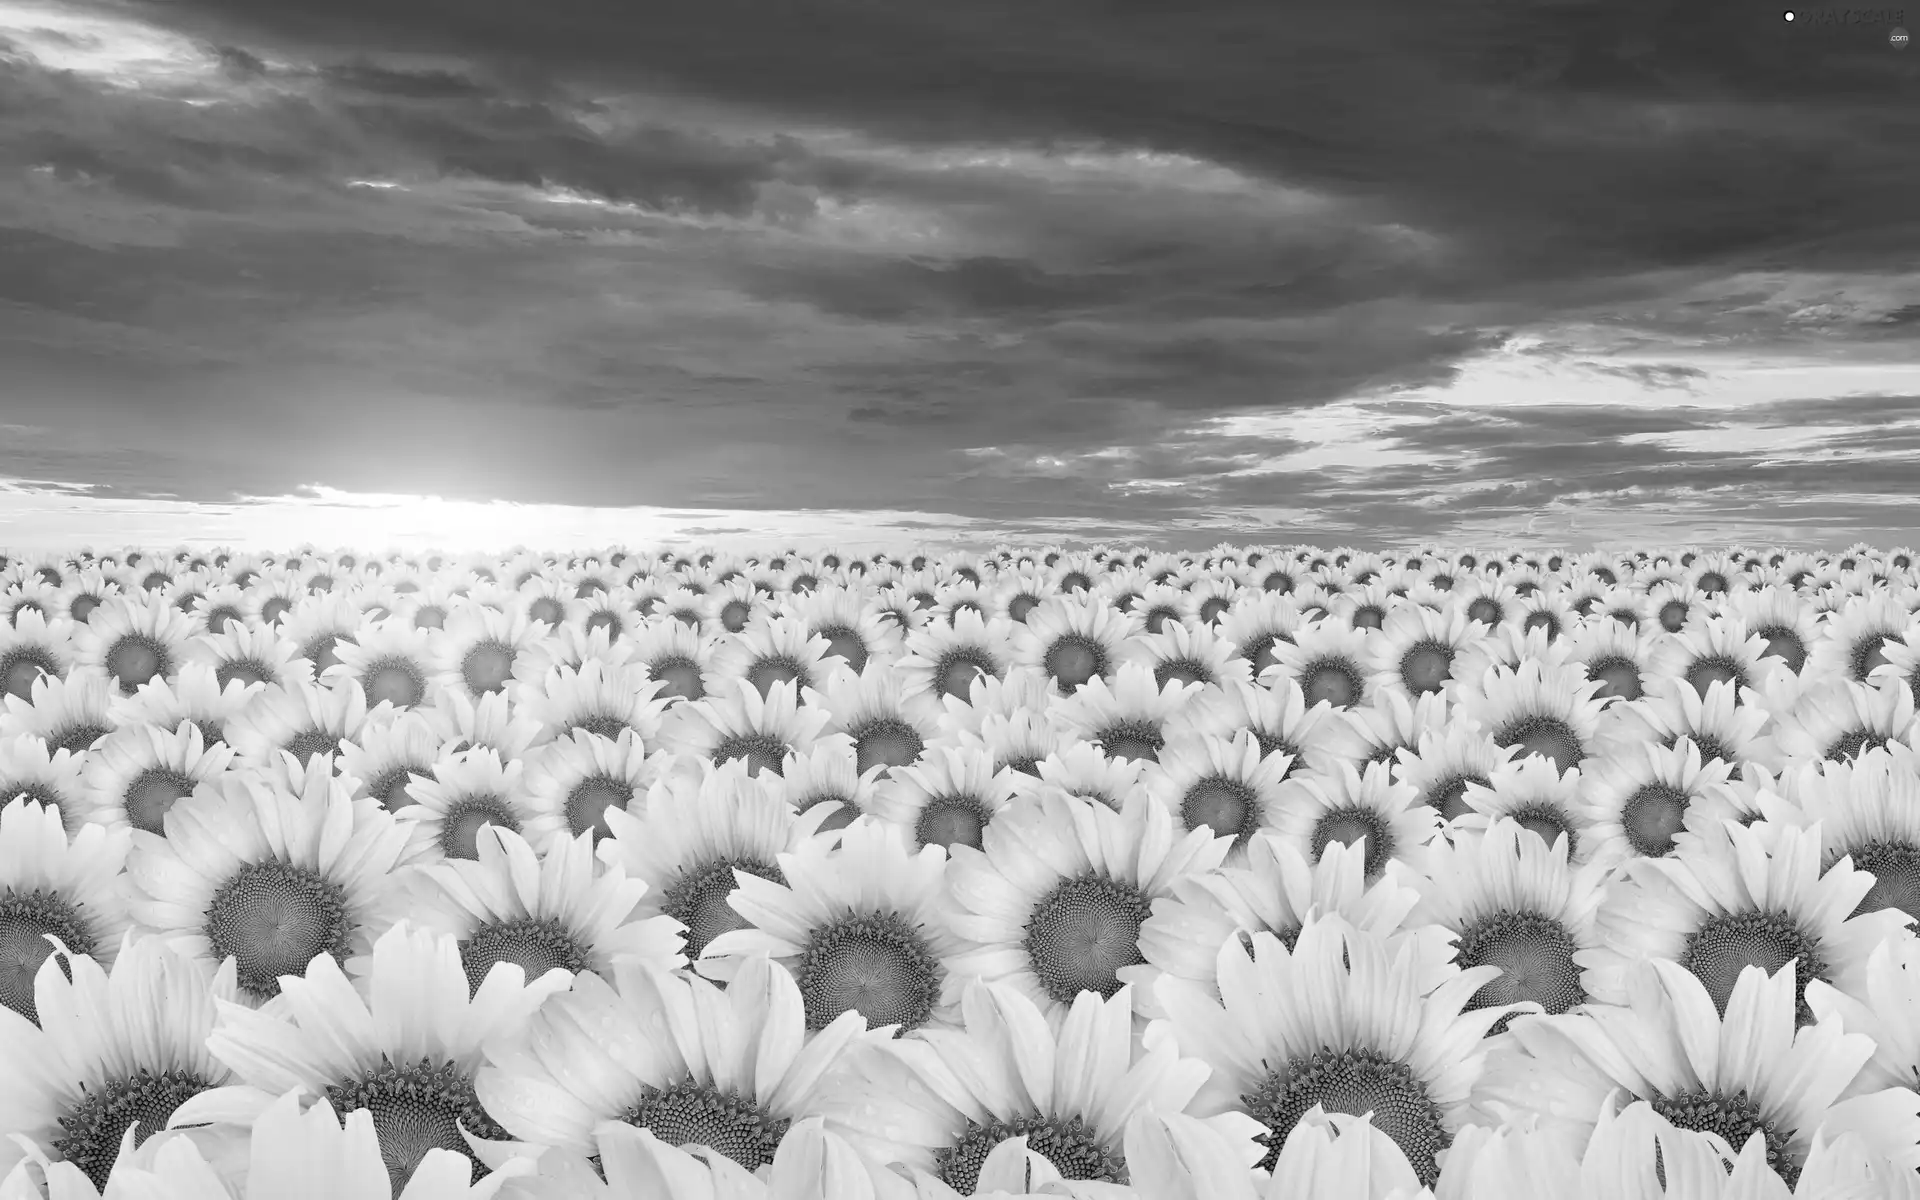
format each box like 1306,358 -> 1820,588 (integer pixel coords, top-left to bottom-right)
0,541 -> 1918,1200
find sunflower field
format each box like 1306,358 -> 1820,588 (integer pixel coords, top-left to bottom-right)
1,541 -> 1919,1200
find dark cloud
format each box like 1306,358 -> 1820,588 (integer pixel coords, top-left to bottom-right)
0,0 -> 1915,544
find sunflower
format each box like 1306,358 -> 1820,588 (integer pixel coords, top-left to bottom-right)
1008,596 -> 1137,697
666,677 -> 835,780
866,744 -> 1020,853
1322,688 -> 1452,780
1581,816 -> 1909,1024
126,760 -> 411,1006
518,727 -> 657,851
223,676 -> 372,772
1476,956 -> 1920,1188
782,584 -> 905,677
1134,833 -> 1427,1020
517,659 -> 672,749
393,580 -> 466,634
944,790 -> 1229,1025
395,747 -> 540,864
324,620 -> 440,712
109,663 -> 260,756
708,613 -> 837,702
1806,934 -> 1920,1112
989,567 -> 1055,627
1563,614 -> 1657,706
1052,662 -> 1202,767
388,826 -> 684,996
1452,659 -> 1607,778
430,604 -> 551,704
1759,747 -> 1920,922
1404,817 -> 1608,1030
698,815 -> 966,1036
511,571 -> 582,634
898,608 -> 1015,706
1165,678 -> 1345,785
0,732 -> 90,832
187,582 -> 252,639
1125,1107 -> 1422,1200
418,688 -> 545,765
1143,729 -> 1294,854
1017,742 -> 1148,814
4,579 -> 62,630
193,923 -> 567,1194
74,720 -> 233,836
68,597 -> 193,698
1366,602 -> 1482,701
474,953 -> 886,1173
1580,738 -> 1740,862
336,708 -> 448,815
836,978 -> 1257,1194
0,606 -> 73,703
1642,612 -> 1790,706
1871,624 -> 1920,712
0,935 -> 241,1190
1768,675 -> 1916,765
185,619 -> 313,691
1595,676 -> 1782,783
759,739 -> 886,834
1155,915 -> 1509,1187
1806,591 -> 1917,685
0,797 -> 132,1025
1263,621 -> 1377,711
1452,757 -> 1603,867
623,614 -> 720,706
1122,619 -> 1251,695
274,592 -> 365,679
1272,760 -> 1440,882
805,661 -> 944,779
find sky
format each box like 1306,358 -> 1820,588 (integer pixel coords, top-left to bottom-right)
2,0 -> 1918,555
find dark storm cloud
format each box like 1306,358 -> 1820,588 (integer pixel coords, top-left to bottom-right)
1,0 -> 1916,541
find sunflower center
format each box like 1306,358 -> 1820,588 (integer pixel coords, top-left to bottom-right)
1466,599 -> 1503,626
1044,637 -> 1104,692
412,605 -> 447,631
936,1113 -> 1126,1196
438,795 -> 522,860
1851,635 -> 1894,682
1143,607 -> 1179,635
816,626 -> 868,674
1680,909 -> 1829,1023
1301,659 -> 1362,709
935,651 -> 995,703
1520,610 -> 1558,639
1657,601 -> 1690,633
55,1067 -> 213,1190
1243,633 -> 1283,676
1755,627 -> 1807,673
285,727 -> 341,768
367,765 -> 426,813
1252,731 -> 1301,776
719,601 -> 752,632
204,858 -> 353,1000
0,888 -> 98,1024
571,714 -> 631,742
1428,774 -> 1487,823
1495,716 -> 1583,775
69,596 -> 101,624
619,1078 -> 789,1172
124,767 -> 196,835
1023,873 -> 1151,1003
1311,806 -> 1391,876
1507,803 -> 1578,858
1685,658 -> 1747,700
1649,1088 -> 1795,1187
1094,721 -> 1163,764
527,598 -> 565,628
1400,644 -> 1453,695
460,916 -> 592,995
915,793 -> 994,851
103,637 -> 166,697
853,719 -> 924,776
1825,728 -> 1889,763
645,656 -> 704,703
710,733 -> 788,778
1617,781 -> 1694,857
746,656 -> 805,698
365,661 -> 426,709
215,659 -> 273,690
0,649 -> 53,702
328,1057 -> 507,1193
1846,840 -> 1920,920
1242,1047 -> 1448,1185
584,610 -> 622,637
660,857 -> 784,960
565,776 -> 630,840
1181,776 -> 1261,845
1007,595 -> 1041,624
1587,657 -> 1643,703
460,641 -> 515,695
1153,659 -> 1213,689
1456,910 -> 1585,1030
796,909 -> 941,1032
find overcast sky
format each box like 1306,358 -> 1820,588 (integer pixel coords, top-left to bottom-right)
3,0 -> 1918,553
